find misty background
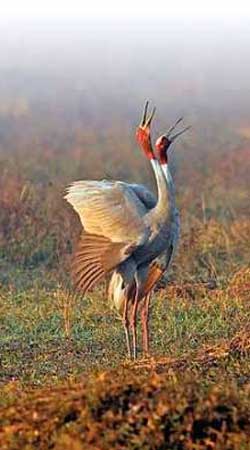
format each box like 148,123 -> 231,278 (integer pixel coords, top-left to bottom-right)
1,18 -> 250,132
0,14 -> 250,184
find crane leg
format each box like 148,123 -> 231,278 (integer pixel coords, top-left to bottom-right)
122,294 -> 131,359
141,292 -> 151,356
130,289 -> 140,360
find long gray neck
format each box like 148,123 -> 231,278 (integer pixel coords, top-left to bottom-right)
150,159 -> 172,218
161,162 -> 176,211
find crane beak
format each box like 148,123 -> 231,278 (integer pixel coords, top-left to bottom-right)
140,101 -> 156,128
165,117 -> 183,137
168,125 -> 191,142
160,119 -> 190,155
164,116 -> 191,147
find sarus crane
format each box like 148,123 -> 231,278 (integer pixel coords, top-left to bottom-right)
64,102 -> 189,359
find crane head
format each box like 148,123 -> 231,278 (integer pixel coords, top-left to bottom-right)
135,101 -> 156,160
155,135 -> 172,164
155,118 -> 190,164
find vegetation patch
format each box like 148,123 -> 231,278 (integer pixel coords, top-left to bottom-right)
0,114 -> 250,448
1,369 -> 250,450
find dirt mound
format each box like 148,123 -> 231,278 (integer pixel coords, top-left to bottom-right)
1,329 -> 250,450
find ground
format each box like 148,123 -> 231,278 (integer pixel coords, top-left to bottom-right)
1,261 -> 250,448
0,136 -> 250,449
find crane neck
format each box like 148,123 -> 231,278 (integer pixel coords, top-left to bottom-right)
160,163 -> 176,209
150,158 -> 174,217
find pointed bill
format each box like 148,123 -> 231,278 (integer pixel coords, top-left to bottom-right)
140,101 -> 149,127
145,106 -> 156,127
170,125 -> 191,142
166,117 -> 183,138
139,101 -> 156,128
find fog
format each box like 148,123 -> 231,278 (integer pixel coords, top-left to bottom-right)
0,16 -> 250,150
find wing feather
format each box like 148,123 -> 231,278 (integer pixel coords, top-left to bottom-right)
77,266 -> 103,289
64,179 -> 154,294
83,269 -> 104,292
64,180 -> 150,245
71,232 -> 135,293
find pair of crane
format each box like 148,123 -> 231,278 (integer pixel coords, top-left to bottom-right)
64,102 -> 189,359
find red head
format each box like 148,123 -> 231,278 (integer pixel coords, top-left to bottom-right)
136,127 -> 154,160
135,101 -> 156,160
136,106 -> 190,164
155,135 -> 172,165
155,117 -> 190,165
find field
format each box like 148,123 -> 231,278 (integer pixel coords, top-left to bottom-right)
0,114 -> 250,450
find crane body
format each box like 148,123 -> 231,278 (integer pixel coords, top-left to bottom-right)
64,102 -> 189,358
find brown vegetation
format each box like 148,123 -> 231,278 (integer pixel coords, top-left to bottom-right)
1,358 -> 250,450
1,117 -> 250,448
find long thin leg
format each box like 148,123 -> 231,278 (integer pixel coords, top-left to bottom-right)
130,289 -> 140,360
141,293 -> 151,356
122,294 -> 131,358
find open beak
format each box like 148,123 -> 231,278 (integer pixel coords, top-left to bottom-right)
165,117 -> 191,143
139,100 -> 156,129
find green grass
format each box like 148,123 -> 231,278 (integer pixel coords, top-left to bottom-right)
1,259 -> 249,390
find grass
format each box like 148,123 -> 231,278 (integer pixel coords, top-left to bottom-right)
1,259 -> 250,448
1,260 -> 250,386
0,132 -> 250,448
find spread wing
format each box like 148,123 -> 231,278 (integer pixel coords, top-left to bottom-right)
64,180 -> 151,293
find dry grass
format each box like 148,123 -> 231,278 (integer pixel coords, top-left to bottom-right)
0,128 -> 250,448
132,325 -> 250,372
1,361 -> 250,450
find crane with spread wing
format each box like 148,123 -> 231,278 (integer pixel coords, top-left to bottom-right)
64,102 -> 189,358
